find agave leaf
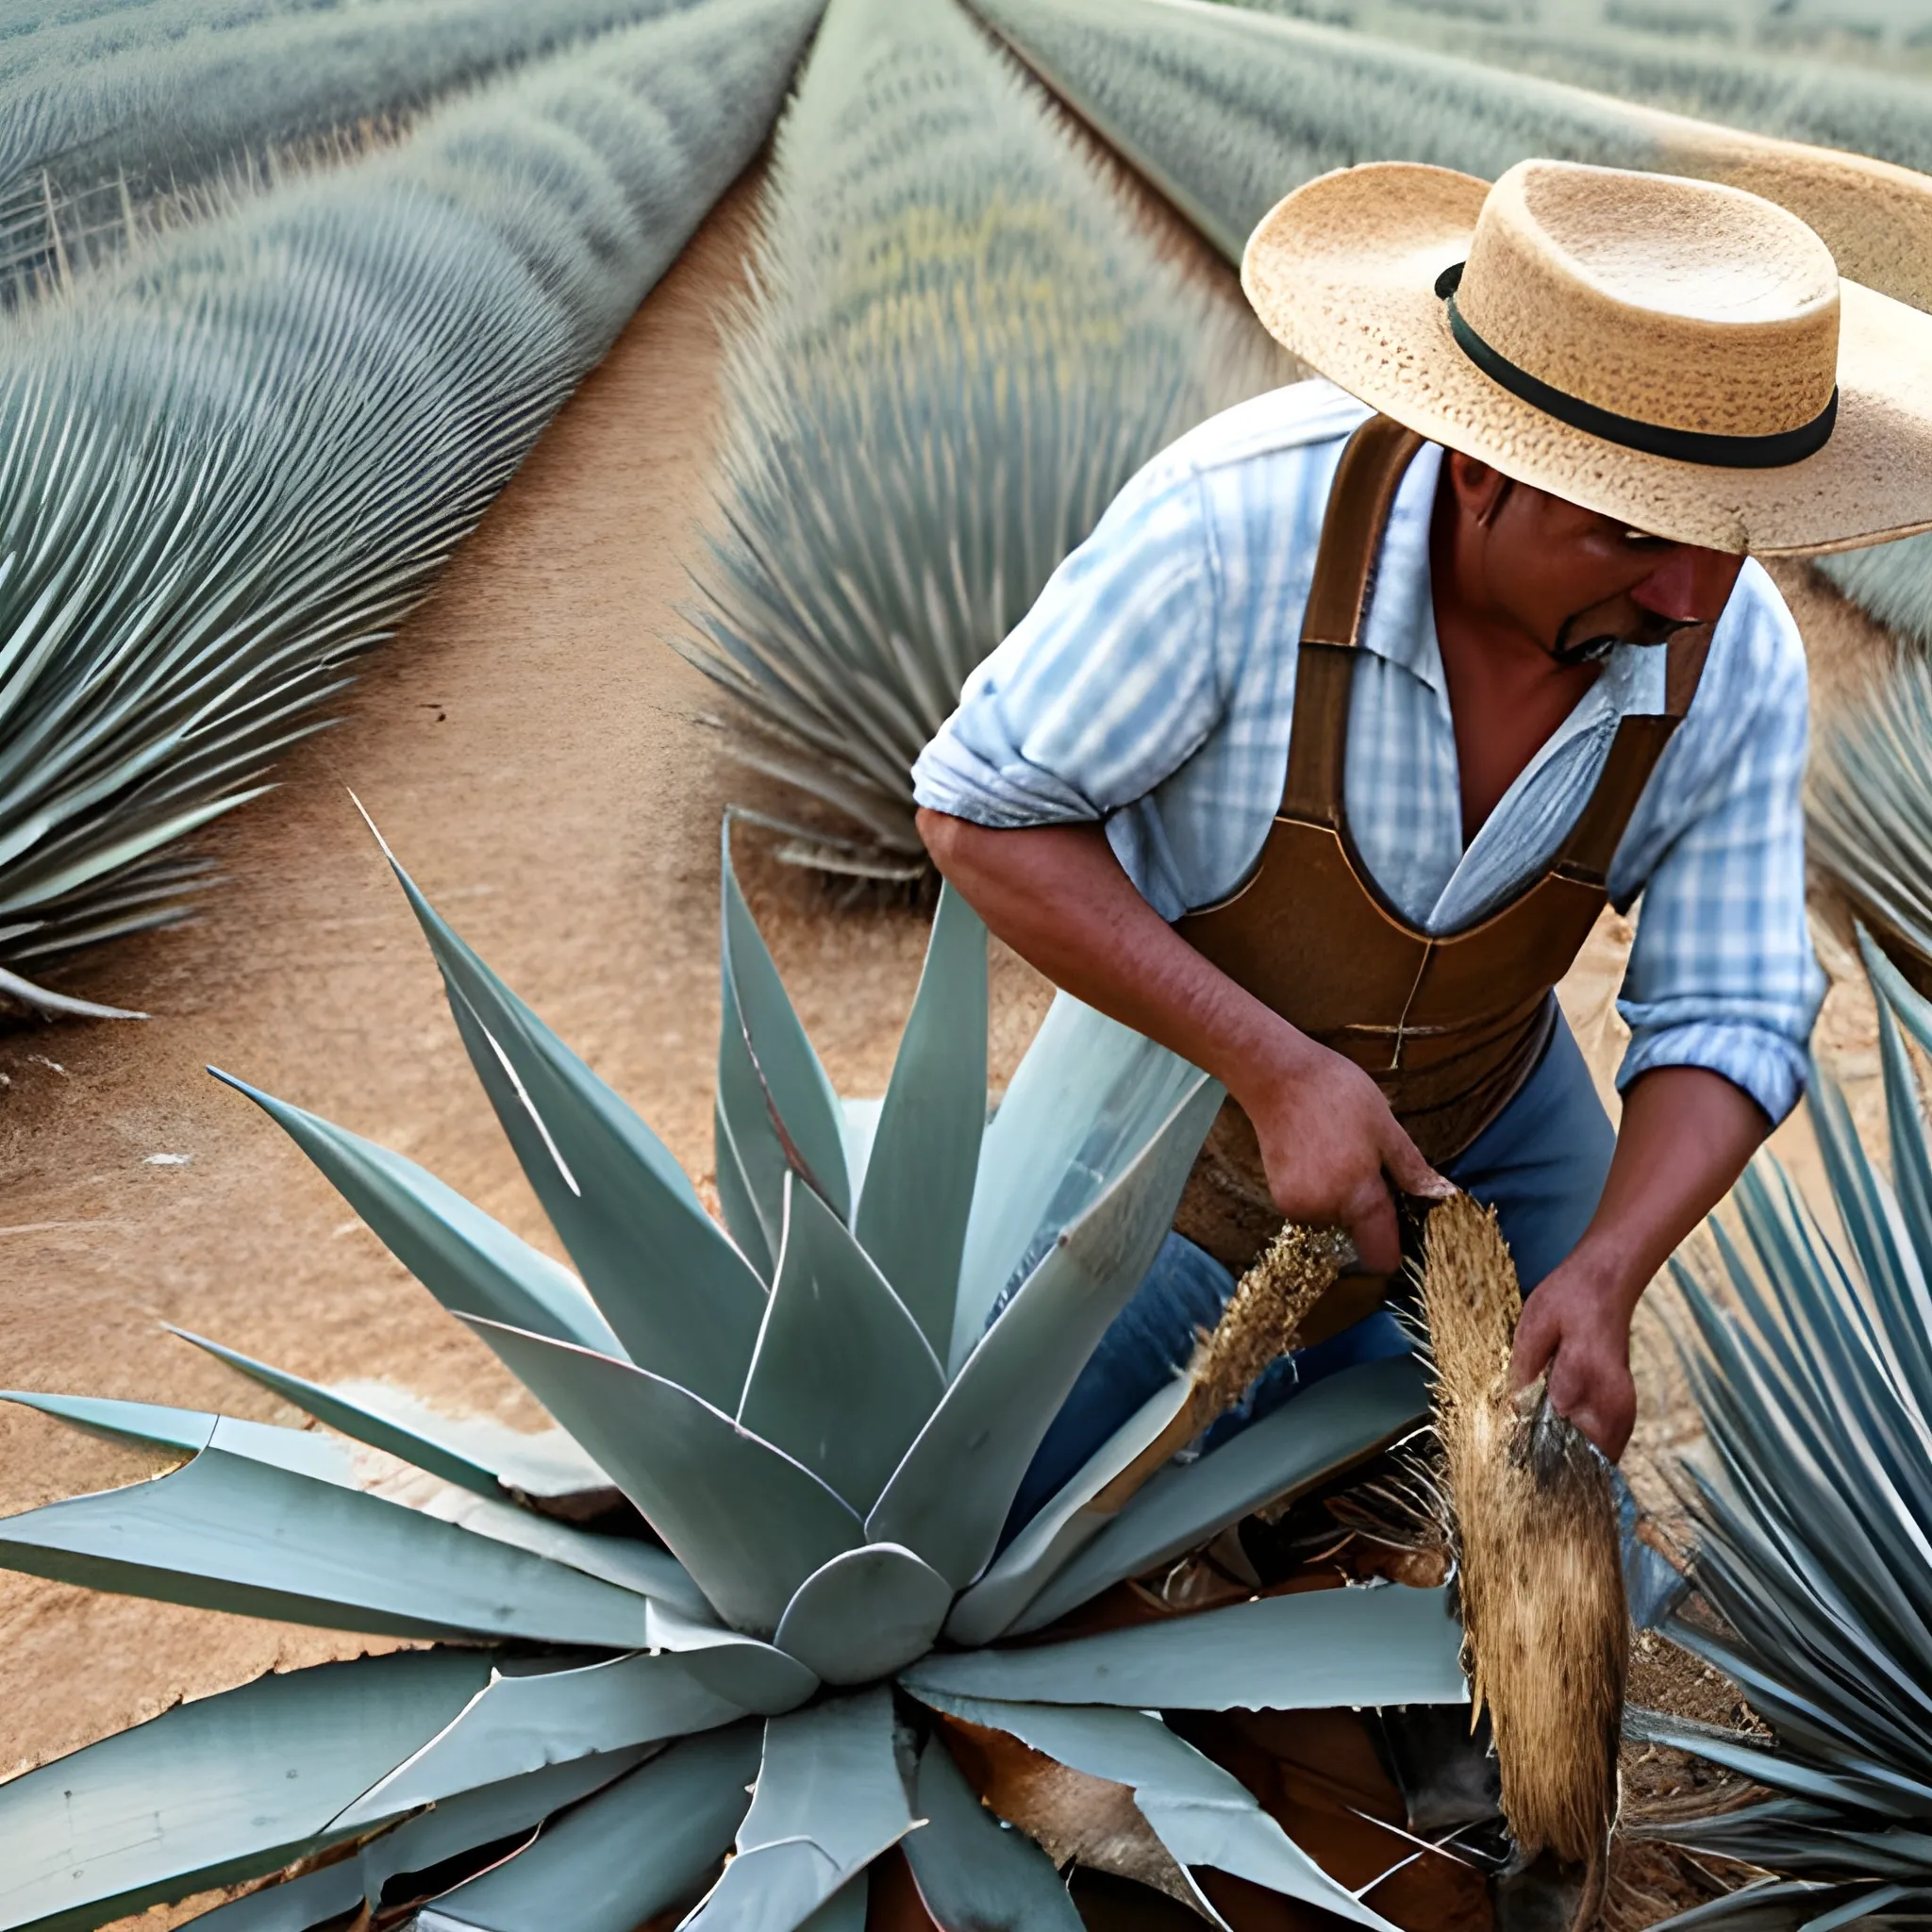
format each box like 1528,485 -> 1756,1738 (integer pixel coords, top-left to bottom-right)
906,1692 -> 1396,1931
868,1077 -> 1221,1587
773,1543 -> 953,1686
333,1653 -> 744,1830
418,1723 -> 766,1932
463,1317 -> 862,1637
797,1875 -> 871,1932
382,848 -> 768,1407
168,1327 -> 506,1499
210,1070 -> 624,1358
1011,1354 -> 1431,1633
945,1373 -> 1191,1646
740,1174 -> 946,1510
952,995 -> 1204,1369
0,1649 -> 490,1932
0,1442 -> 657,1646
852,885 -> 988,1355
637,1599 -> 823,1716
175,1858 -> 364,1932
841,1096 -> 885,1200
0,1390 -> 356,1486
719,819 -> 853,1223
907,1585 -> 1464,1710
905,1733 -> 1082,1932
716,1091 -> 775,1279
688,1688 -> 916,1932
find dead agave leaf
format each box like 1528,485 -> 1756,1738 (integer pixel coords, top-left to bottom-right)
1420,1194 -> 1626,1926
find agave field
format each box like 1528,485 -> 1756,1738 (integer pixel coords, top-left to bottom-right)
8,0 -> 1932,1927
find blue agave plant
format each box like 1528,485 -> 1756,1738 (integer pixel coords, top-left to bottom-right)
0,820 -> 1463,1932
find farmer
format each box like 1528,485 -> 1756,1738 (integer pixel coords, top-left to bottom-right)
912,157 -> 1932,1490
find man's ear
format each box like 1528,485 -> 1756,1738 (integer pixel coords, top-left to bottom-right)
1446,451 -> 1513,529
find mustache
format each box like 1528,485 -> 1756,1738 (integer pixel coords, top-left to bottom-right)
1549,604 -> 1697,668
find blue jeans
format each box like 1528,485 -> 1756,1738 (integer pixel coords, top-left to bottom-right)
1007,1006 -> 1616,1534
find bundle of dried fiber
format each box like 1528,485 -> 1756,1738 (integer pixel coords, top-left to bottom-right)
1421,1193 -> 1627,1924
1093,1221 -> 1354,1509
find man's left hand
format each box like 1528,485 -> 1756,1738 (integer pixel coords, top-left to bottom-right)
1507,1253 -> 1638,1460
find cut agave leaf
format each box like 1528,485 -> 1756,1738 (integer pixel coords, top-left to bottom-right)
906,1692 -> 1398,1931
332,1652 -> 744,1829
0,1445 -> 657,1647
739,1174 -> 946,1511
464,1318 -> 862,1637
0,1391 -> 355,1487
169,1327 -> 505,1499
904,1733 -> 1083,1932
417,1723 -> 766,1932
945,1373 -> 1191,1646
0,1649 -> 490,1932
952,993 -> 1203,1370
210,1072 -> 624,1359
381,846 -> 769,1407
1011,1354 -> 1430,1633
852,884 -> 988,1356
688,1687 -> 916,1932
868,1078 -> 1222,1588
718,815 -> 854,1221
907,1585 -> 1465,1709
773,1543 -> 953,1685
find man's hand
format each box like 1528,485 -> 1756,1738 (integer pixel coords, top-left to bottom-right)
1508,1253 -> 1638,1460
1507,1064 -> 1773,1460
1237,1039 -> 1451,1273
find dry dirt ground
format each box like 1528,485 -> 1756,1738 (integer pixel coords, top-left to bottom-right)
0,146 -> 1900,1926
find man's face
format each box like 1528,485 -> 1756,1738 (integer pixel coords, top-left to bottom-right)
1443,455 -> 1746,666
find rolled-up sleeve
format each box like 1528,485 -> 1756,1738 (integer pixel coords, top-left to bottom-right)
1612,575 -> 1825,1125
910,458 -> 1224,832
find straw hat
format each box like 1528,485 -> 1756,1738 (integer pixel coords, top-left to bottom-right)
1241,158 -> 1932,556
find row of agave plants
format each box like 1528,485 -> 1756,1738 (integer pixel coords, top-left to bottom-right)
8,0 -> 1932,993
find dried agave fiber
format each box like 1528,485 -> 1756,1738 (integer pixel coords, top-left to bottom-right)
0,0 -> 818,1016
677,0 -> 1286,871
1809,650 -> 1932,985
0,0 -> 702,291
1625,931 -> 1932,1931
1420,1194 -> 1625,1912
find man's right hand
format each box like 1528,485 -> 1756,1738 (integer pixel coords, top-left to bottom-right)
1235,1034 -> 1452,1273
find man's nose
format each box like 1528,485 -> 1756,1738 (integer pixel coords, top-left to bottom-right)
1630,545 -> 1740,625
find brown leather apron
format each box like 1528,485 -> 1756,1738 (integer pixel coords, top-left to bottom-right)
1171,414 -> 1710,1274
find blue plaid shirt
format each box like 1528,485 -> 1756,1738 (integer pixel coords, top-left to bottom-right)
912,379 -> 1824,1125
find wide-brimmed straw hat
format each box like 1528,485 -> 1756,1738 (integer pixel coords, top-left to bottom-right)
1241,158 -> 1932,556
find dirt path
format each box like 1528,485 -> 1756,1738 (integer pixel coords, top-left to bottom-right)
0,142 -> 1896,1870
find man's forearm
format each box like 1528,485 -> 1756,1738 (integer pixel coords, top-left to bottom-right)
914,809 -> 1288,1093
1574,1065 -> 1771,1318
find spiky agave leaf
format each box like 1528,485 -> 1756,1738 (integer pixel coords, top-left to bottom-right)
1631,934 -> 1932,1926
1809,645 -> 1932,986
675,0 -> 1288,868
0,0 -> 820,1015
0,0 -> 696,293
0,823 -> 1470,1931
